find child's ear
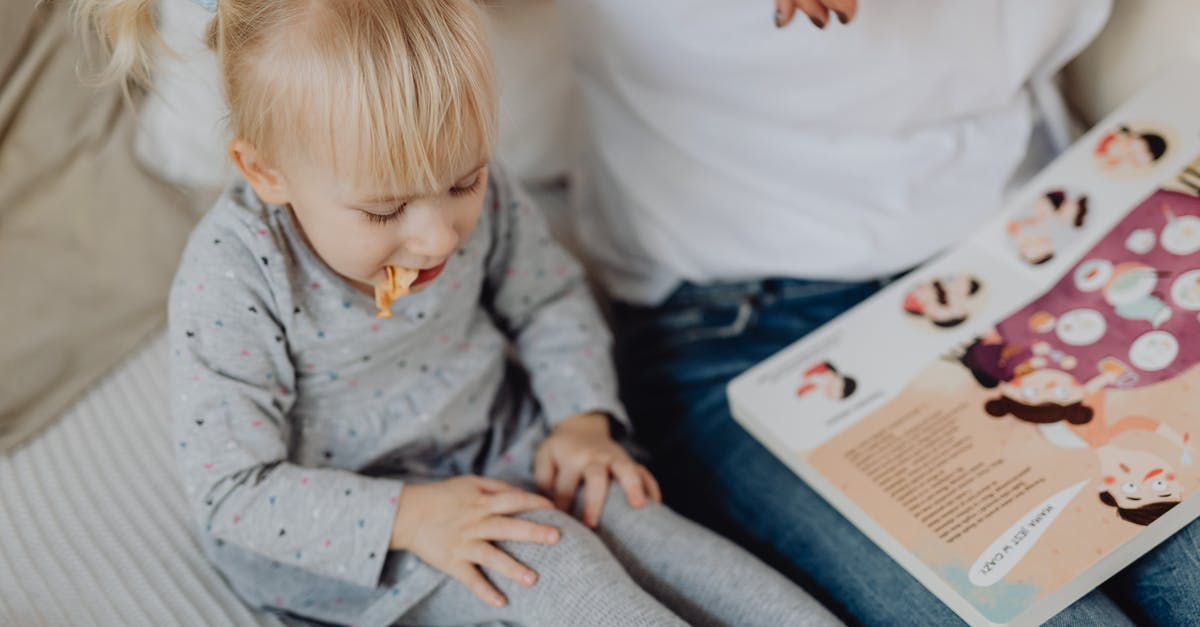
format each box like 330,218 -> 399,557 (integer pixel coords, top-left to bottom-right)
229,139 -> 290,205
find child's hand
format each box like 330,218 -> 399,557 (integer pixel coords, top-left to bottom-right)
534,413 -> 662,528
389,476 -> 560,609
775,0 -> 857,29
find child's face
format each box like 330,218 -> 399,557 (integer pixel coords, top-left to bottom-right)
281,156 -> 489,295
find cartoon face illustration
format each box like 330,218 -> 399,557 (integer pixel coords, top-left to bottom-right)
1095,125 -> 1167,171
999,368 -> 1087,407
903,275 -> 982,328
1033,190 -> 1089,229
1006,191 -> 1089,265
982,366 -> 1097,426
796,361 -> 857,401
1098,446 -> 1182,526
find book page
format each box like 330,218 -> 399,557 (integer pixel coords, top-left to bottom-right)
728,63 -> 1200,625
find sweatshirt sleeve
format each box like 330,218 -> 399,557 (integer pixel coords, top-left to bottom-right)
479,165 -> 630,435
169,212 -> 402,589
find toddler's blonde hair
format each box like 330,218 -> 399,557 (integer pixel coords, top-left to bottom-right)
74,0 -> 497,195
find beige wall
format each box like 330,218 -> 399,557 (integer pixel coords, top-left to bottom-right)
1065,0 -> 1200,125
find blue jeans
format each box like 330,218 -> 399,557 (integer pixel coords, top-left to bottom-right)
612,277 -> 1200,626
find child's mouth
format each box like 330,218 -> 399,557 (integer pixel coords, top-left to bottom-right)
412,260 -> 448,286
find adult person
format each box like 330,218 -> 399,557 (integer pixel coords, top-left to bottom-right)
556,1 -> 1200,624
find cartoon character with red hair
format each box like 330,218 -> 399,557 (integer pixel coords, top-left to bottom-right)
796,361 -> 857,400
1095,125 -> 1168,172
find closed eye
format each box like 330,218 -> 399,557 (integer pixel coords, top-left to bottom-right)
363,204 -> 407,225
450,173 -> 484,197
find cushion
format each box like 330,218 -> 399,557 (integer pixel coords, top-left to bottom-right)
0,0 -> 200,451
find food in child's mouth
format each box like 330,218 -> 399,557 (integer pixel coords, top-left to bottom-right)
374,265 -> 419,319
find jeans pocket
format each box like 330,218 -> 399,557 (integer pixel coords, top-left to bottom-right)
656,298 -> 756,346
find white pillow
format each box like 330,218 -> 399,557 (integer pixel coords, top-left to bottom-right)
136,0 -> 576,189
134,0 -> 230,189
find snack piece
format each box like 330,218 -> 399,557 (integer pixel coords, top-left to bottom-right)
374,265 -> 420,319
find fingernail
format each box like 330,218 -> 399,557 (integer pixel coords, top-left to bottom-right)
523,573 -> 535,585
835,10 -> 848,24
774,9 -> 783,28
810,16 -> 826,29
492,596 -> 506,608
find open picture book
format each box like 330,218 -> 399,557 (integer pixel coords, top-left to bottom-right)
727,62 -> 1200,626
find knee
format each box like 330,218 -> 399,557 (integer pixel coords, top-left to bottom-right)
502,508 -> 618,584
588,481 -> 674,528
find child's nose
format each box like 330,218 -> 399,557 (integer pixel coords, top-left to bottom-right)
405,206 -> 458,257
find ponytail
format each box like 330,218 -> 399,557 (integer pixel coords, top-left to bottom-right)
72,0 -> 165,89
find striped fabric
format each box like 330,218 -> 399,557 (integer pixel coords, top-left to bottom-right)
0,331 -> 283,627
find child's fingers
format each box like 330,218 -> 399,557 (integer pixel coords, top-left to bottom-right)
611,461 -> 647,509
472,543 -> 539,588
552,468 -> 583,512
473,476 -> 522,494
582,463 -> 610,527
639,466 -> 663,503
820,0 -> 856,24
452,564 -> 507,609
475,516 -> 560,546
794,0 -> 830,28
532,446 -> 555,496
487,490 -> 554,516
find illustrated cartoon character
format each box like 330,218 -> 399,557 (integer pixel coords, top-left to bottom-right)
1094,125 -> 1168,172
903,274 -> 983,328
958,335 -> 1191,526
1094,422 -> 1191,526
1006,190 -> 1090,266
796,361 -> 857,401
957,332 -> 1128,425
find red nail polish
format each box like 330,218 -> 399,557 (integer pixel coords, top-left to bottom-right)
810,16 -> 826,29
835,10 -> 848,24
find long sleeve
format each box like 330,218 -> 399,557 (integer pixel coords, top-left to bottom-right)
169,212 -> 402,589
481,166 -> 630,434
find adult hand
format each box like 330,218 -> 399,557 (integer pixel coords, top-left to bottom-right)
776,0 -> 857,29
